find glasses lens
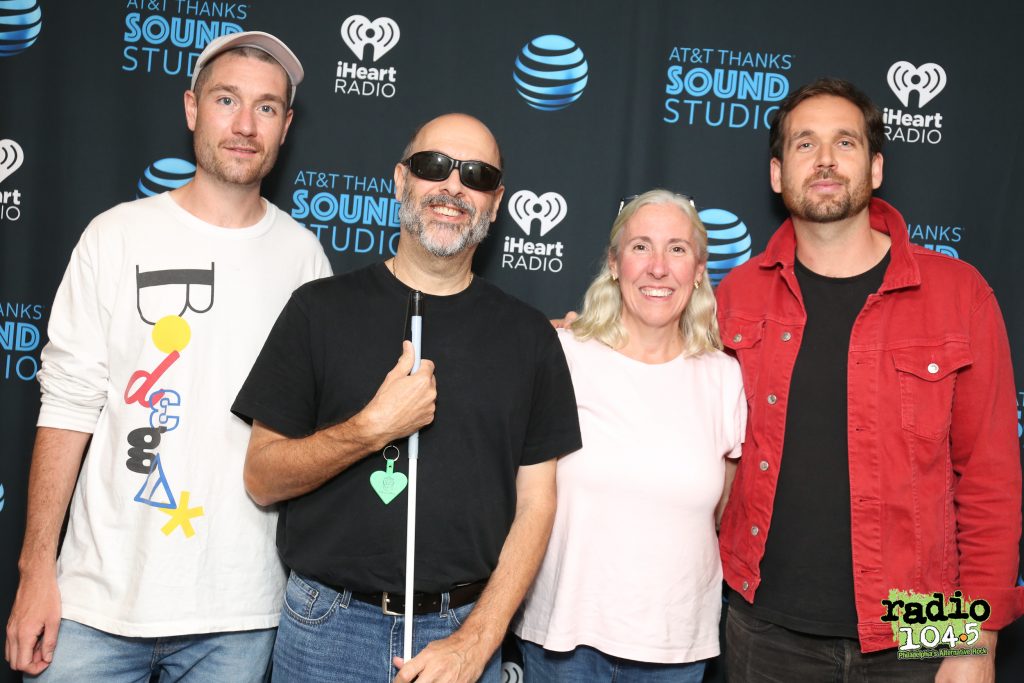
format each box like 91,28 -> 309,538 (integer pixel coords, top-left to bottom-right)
617,195 -> 640,213
617,193 -> 696,213
459,161 -> 502,191
409,152 -> 453,181
407,152 -> 502,191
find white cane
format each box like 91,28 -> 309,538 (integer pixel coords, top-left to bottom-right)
403,291 -> 424,661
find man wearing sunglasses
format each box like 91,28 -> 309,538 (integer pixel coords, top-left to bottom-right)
716,78 -> 1021,682
232,113 -> 581,683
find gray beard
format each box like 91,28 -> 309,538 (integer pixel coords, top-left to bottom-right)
398,187 -> 491,257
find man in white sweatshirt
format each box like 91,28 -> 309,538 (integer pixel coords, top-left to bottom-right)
4,31 -> 331,681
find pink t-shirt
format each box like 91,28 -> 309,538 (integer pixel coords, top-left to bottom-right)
515,329 -> 746,663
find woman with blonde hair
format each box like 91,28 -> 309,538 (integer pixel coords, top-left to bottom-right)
515,189 -> 746,681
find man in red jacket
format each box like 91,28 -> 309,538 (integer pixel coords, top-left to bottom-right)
717,77 -> 1022,682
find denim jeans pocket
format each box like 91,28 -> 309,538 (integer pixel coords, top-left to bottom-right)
447,601 -> 474,631
283,572 -> 340,625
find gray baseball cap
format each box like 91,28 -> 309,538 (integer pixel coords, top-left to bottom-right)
191,31 -> 304,104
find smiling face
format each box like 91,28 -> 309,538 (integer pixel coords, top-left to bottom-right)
394,114 -> 505,257
610,202 -> 706,338
185,51 -> 293,188
771,95 -> 883,224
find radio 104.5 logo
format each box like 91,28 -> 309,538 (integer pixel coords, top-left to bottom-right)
881,590 -> 990,659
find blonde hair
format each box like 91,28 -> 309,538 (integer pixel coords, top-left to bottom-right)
570,189 -> 722,356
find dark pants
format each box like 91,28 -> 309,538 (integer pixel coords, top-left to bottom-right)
725,606 -> 942,683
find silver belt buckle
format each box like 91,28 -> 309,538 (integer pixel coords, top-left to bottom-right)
381,591 -> 401,616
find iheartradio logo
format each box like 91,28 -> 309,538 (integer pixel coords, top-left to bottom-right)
887,61 -> 946,108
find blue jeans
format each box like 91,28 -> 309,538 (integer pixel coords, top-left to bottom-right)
272,571 -> 501,683
518,638 -> 707,682
28,618 -> 274,682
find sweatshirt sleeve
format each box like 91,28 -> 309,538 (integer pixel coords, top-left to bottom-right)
36,222 -> 113,433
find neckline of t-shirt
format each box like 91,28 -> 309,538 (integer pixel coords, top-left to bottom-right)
158,192 -> 276,240
562,329 -> 690,368
373,261 -> 483,305
794,249 -> 891,284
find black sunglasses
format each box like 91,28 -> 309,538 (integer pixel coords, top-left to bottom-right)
402,151 -> 503,192
618,193 -> 696,213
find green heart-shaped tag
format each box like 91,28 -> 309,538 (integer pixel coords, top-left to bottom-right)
370,459 -> 408,504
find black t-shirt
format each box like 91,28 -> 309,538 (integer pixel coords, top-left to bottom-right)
232,263 -> 581,593
735,251 -> 889,638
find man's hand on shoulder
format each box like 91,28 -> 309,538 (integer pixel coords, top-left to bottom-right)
549,310 -> 577,329
5,566 -> 61,674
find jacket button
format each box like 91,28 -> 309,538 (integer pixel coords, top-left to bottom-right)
767,394 -> 777,405
927,362 -> 939,374
751,525 -> 759,536
733,333 -> 743,343
759,460 -> 769,471
781,331 -> 792,341
742,581 -> 749,590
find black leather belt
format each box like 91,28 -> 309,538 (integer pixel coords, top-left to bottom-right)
350,580 -> 487,615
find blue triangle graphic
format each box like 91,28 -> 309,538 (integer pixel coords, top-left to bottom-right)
134,454 -> 177,509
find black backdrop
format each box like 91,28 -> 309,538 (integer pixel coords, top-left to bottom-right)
1,1 -> 1022,680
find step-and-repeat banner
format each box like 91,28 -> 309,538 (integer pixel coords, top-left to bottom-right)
1,1 -> 1022,680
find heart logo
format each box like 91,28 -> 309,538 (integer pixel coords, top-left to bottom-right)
370,470 -> 408,504
341,15 -> 400,62
508,190 -> 567,237
886,62 -> 946,108
0,140 -> 24,185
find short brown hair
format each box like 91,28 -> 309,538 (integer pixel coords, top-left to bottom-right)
768,78 -> 884,160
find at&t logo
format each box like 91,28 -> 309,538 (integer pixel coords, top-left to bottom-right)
335,15 -> 399,98
664,46 -> 793,130
122,1 -> 248,76
502,190 -> 566,272
884,61 -> 946,145
291,169 -> 400,255
1,139 -> 24,224
513,35 -> 588,111
1,301 -> 44,382
700,208 -> 751,285
1017,390 -> 1023,440
137,158 -> 196,198
0,0 -> 42,57
908,221 -> 962,259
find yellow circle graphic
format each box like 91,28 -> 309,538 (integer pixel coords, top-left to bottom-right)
152,315 -> 191,354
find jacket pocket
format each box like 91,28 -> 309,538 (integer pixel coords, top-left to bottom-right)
891,341 -> 972,440
721,318 -> 765,400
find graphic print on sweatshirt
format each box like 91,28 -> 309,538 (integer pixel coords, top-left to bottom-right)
122,262 -> 215,538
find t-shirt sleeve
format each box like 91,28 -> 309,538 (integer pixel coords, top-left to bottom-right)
313,247 -> 333,279
724,354 -> 746,460
37,221 -> 112,432
521,324 -> 582,466
232,289 -> 320,438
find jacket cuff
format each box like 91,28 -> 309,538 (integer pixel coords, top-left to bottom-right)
958,583 -> 1024,630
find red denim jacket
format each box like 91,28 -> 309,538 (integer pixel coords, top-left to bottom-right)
716,198 -> 1023,652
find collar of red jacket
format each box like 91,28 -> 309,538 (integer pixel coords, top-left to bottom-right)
760,197 -> 921,292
